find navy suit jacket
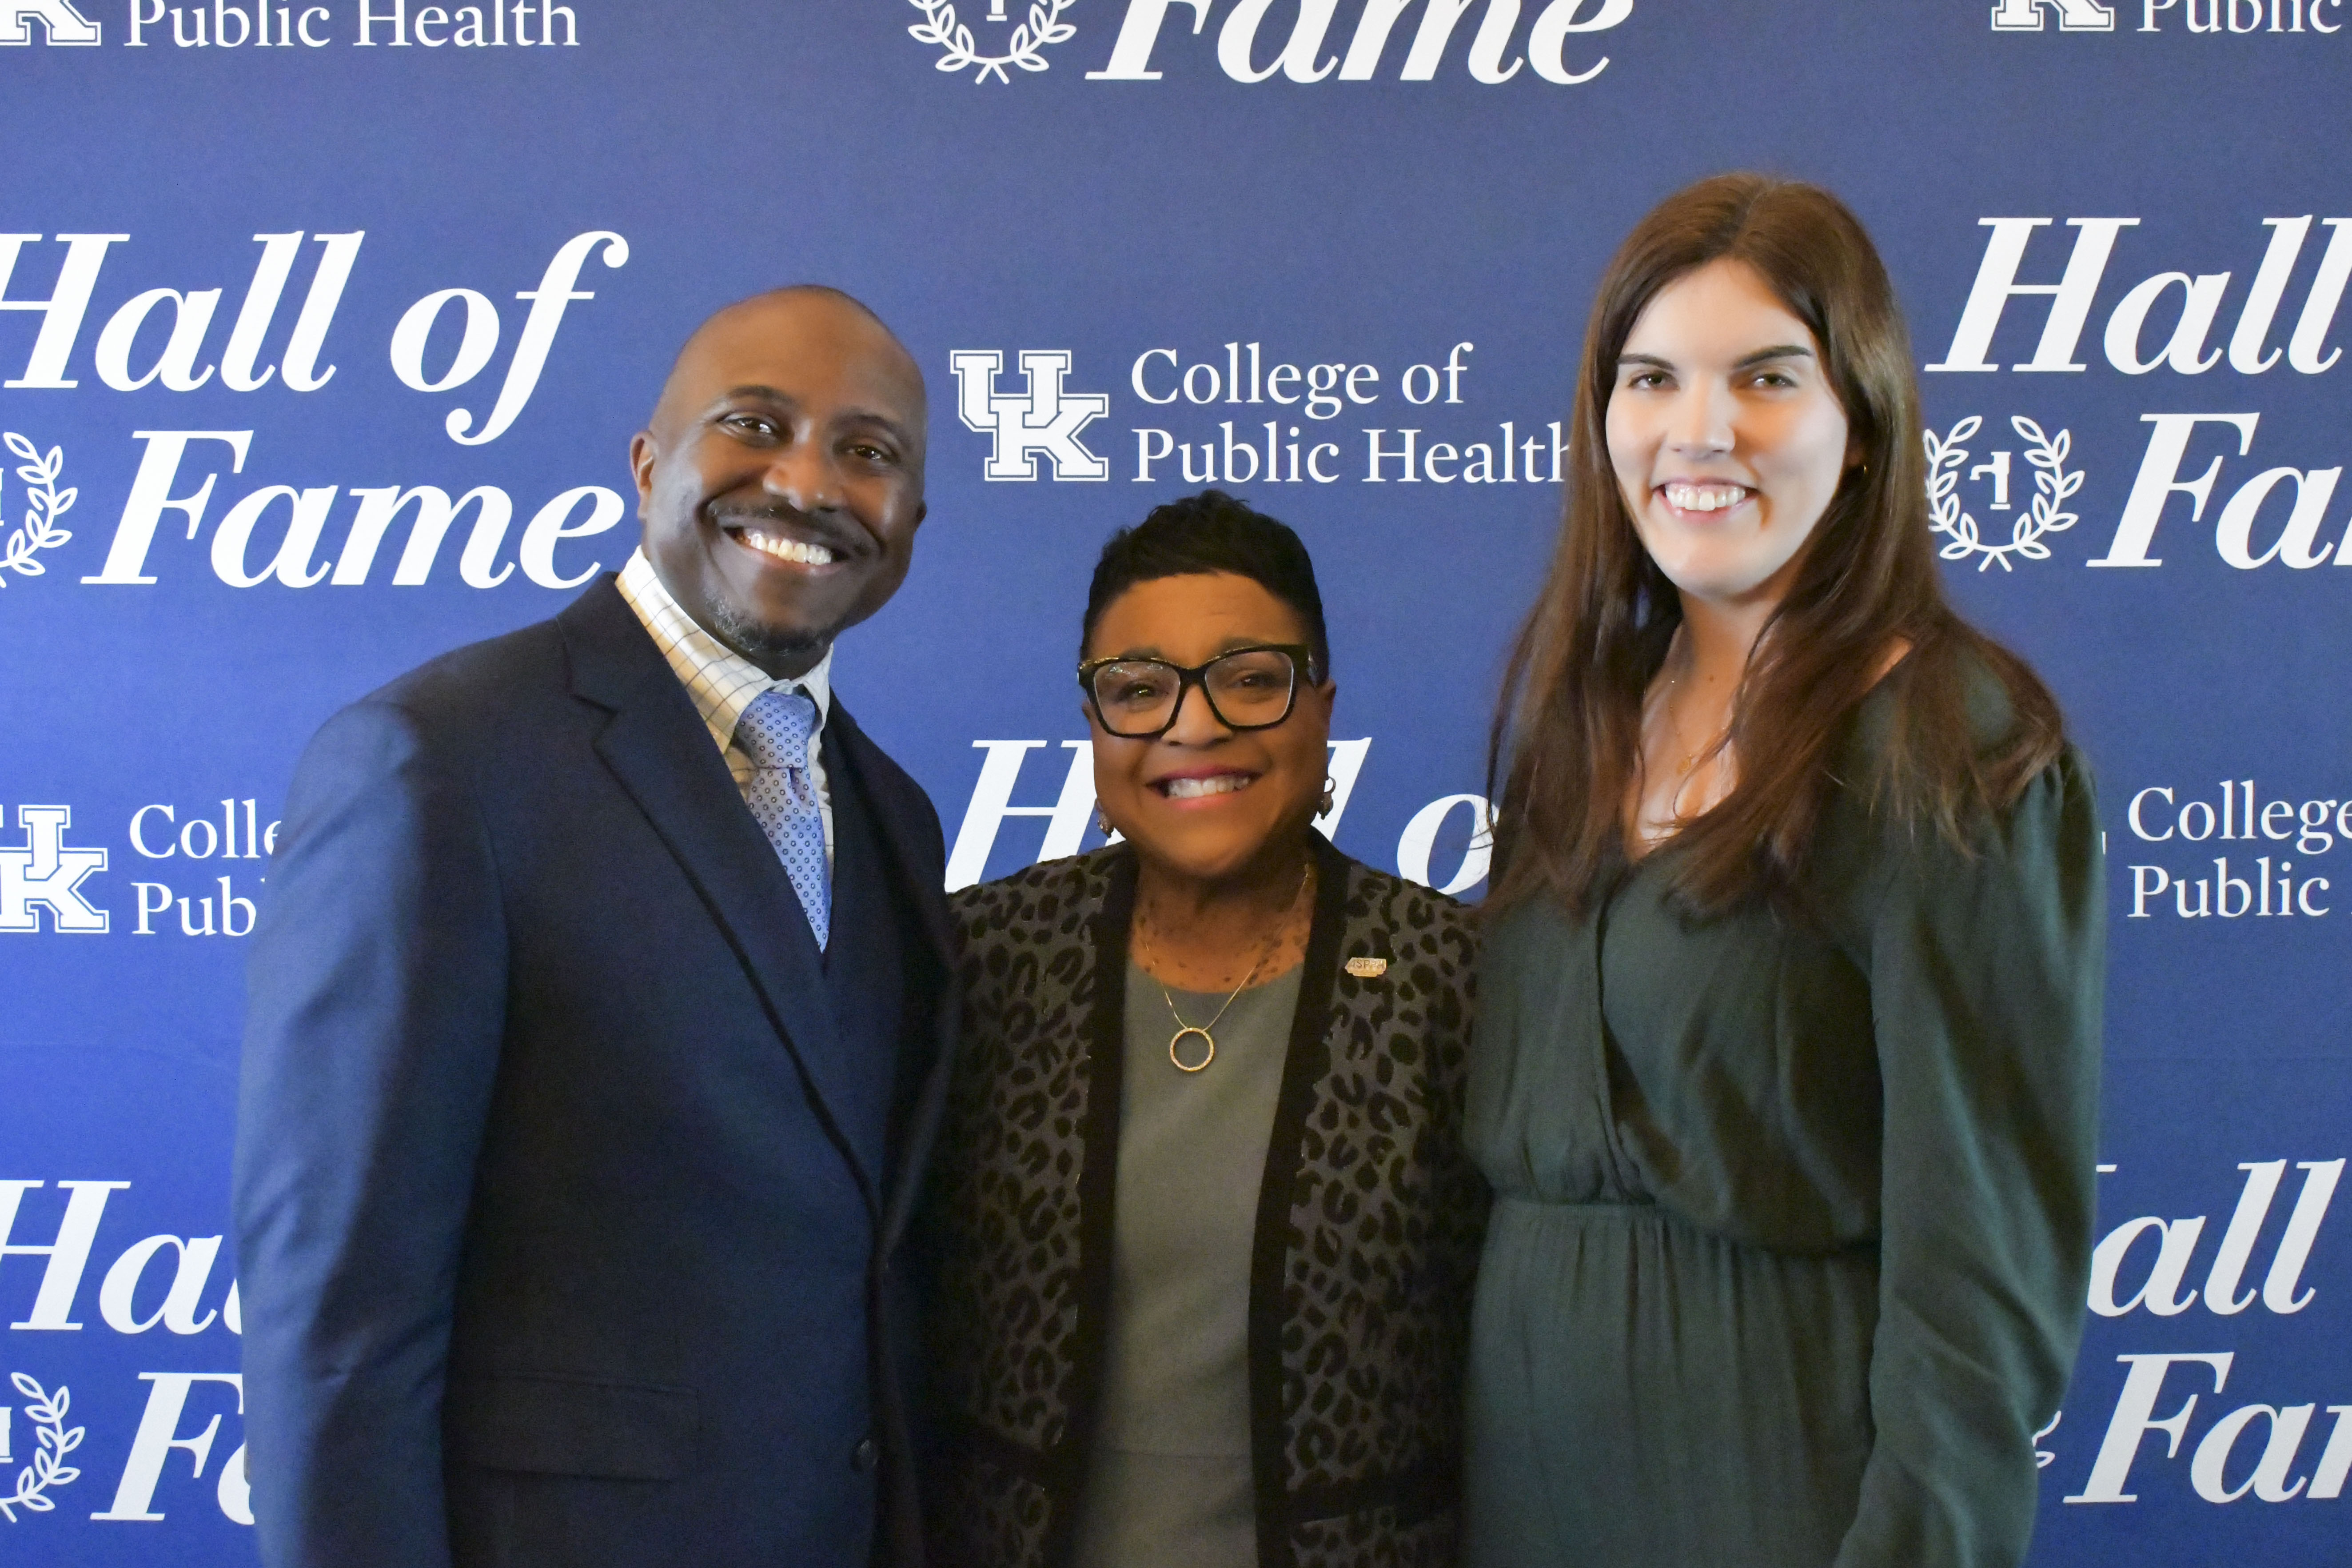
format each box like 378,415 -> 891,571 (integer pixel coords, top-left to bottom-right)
233,577 -> 956,1568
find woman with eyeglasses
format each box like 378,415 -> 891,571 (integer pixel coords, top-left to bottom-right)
1465,175 -> 2103,1567
925,490 -> 1487,1568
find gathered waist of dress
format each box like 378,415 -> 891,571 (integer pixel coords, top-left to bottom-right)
1487,1189 -> 1882,1264
1491,1191 -> 1662,1215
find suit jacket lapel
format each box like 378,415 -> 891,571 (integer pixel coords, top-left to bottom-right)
559,579 -> 878,1204
825,702 -> 959,1251
827,703 -> 953,968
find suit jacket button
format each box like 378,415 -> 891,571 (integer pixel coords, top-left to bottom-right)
852,1437 -> 880,1474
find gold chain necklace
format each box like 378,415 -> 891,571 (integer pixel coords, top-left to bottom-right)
1143,863 -> 1311,1074
1662,668 -> 1715,776
1658,632 -> 1725,775
1653,634 -> 1733,828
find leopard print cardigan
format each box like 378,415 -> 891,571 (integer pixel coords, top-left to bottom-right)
925,835 -> 1487,1568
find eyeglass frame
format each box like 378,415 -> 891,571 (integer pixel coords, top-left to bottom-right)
1076,642 -> 1323,740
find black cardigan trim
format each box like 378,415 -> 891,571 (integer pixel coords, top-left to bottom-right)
1037,847 -> 1137,1568
1248,833 -> 1351,1568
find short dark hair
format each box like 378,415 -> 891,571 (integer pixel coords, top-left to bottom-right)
1081,491 -> 1330,677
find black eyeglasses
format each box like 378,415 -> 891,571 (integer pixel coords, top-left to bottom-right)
1077,644 -> 1318,740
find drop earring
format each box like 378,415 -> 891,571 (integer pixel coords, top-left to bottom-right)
1318,777 -> 1336,816
1096,809 -> 1115,838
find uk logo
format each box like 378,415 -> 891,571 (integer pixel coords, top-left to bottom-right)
949,350 -> 1112,481
1989,0 -> 2117,29
0,0 -> 101,44
0,807 -> 108,934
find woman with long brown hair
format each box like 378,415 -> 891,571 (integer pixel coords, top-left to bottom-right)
1463,175 -> 2104,1567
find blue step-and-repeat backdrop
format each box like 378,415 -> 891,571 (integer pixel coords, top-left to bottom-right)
0,0 -> 2346,1561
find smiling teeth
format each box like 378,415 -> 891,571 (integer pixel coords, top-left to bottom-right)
1666,483 -> 1749,513
741,530 -> 834,566
1164,774 -> 1253,799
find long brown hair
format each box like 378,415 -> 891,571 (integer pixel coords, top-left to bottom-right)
1487,173 -> 2063,917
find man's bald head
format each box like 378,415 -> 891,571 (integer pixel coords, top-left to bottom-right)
648,286 -> 925,444
629,285 -> 930,679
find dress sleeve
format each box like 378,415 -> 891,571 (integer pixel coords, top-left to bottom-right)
1834,747 -> 2105,1568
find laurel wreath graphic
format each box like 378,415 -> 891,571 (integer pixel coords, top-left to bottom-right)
0,1374 -> 83,1522
0,433 -> 76,587
1923,416 -> 2081,572
907,0 -> 1078,83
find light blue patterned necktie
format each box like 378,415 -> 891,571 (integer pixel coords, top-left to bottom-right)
734,687 -> 831,950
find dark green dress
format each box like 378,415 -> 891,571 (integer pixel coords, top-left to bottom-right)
1463,685 -> 2104,1568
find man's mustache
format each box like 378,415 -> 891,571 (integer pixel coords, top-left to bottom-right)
708,502 -> 868,559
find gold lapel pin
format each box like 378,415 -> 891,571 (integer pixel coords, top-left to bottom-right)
1345,956 -> 1388,978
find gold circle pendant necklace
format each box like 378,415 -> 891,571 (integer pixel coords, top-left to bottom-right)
1151,863 -> 1311,1074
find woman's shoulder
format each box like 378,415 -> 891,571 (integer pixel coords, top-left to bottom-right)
947,844 -> 1126,950
1838,637 -> 2092,806
1844,640 -> 2022,759
1328,850 -> 1481,978
1817,644 -> 2097,912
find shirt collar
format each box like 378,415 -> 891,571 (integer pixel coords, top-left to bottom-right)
616,549 -> 833,755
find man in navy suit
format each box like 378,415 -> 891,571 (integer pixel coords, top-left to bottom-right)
234,287 -> 953,1568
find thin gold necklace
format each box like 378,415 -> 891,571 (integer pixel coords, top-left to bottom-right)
1655,634 -> 1733,825
1146,863 -> 1311,1074
1662,665 -> 1714,776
